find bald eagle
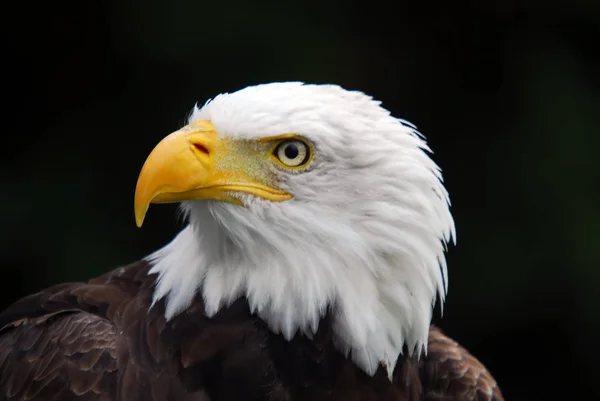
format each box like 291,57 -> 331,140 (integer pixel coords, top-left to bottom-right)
0,83 -> 503,401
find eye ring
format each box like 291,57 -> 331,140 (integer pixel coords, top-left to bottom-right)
273,139 -> 311,168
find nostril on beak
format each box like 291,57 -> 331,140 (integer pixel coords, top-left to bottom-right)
193,143 -> 210,155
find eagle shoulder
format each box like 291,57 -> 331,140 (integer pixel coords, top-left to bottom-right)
0,261 -> 212,401
0,310 -> 118,400
419,326 -> 504,401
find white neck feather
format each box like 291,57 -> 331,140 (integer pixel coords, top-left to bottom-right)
148,195 -> 452,379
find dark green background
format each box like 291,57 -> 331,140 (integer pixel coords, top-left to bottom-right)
1,1 -> 598,400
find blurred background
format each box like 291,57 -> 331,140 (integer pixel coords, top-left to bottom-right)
1,1 -> 598,399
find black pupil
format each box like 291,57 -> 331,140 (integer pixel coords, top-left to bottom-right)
284,143 -> 299,160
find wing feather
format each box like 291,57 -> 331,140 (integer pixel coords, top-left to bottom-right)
420,327 -> 504,401
0,312 -> 118,400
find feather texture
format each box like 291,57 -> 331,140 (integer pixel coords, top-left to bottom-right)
0,261 -> 502,401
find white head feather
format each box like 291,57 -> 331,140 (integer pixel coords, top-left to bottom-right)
147,82 -> 455,378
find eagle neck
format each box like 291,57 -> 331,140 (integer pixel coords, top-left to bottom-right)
147,204 -> 440,380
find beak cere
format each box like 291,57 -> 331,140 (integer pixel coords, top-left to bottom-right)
134,120 -> 292,227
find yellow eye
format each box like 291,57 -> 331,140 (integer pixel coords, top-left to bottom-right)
274,140 -> 310,167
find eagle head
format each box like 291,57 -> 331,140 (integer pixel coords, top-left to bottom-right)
134,82 -> 455,377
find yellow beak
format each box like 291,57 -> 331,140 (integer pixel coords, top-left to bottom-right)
134,121 -> 291,227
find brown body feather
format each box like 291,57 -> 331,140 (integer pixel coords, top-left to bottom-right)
0,261 -> 503,401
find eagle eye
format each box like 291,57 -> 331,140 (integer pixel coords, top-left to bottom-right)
273,139 -> 311,168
